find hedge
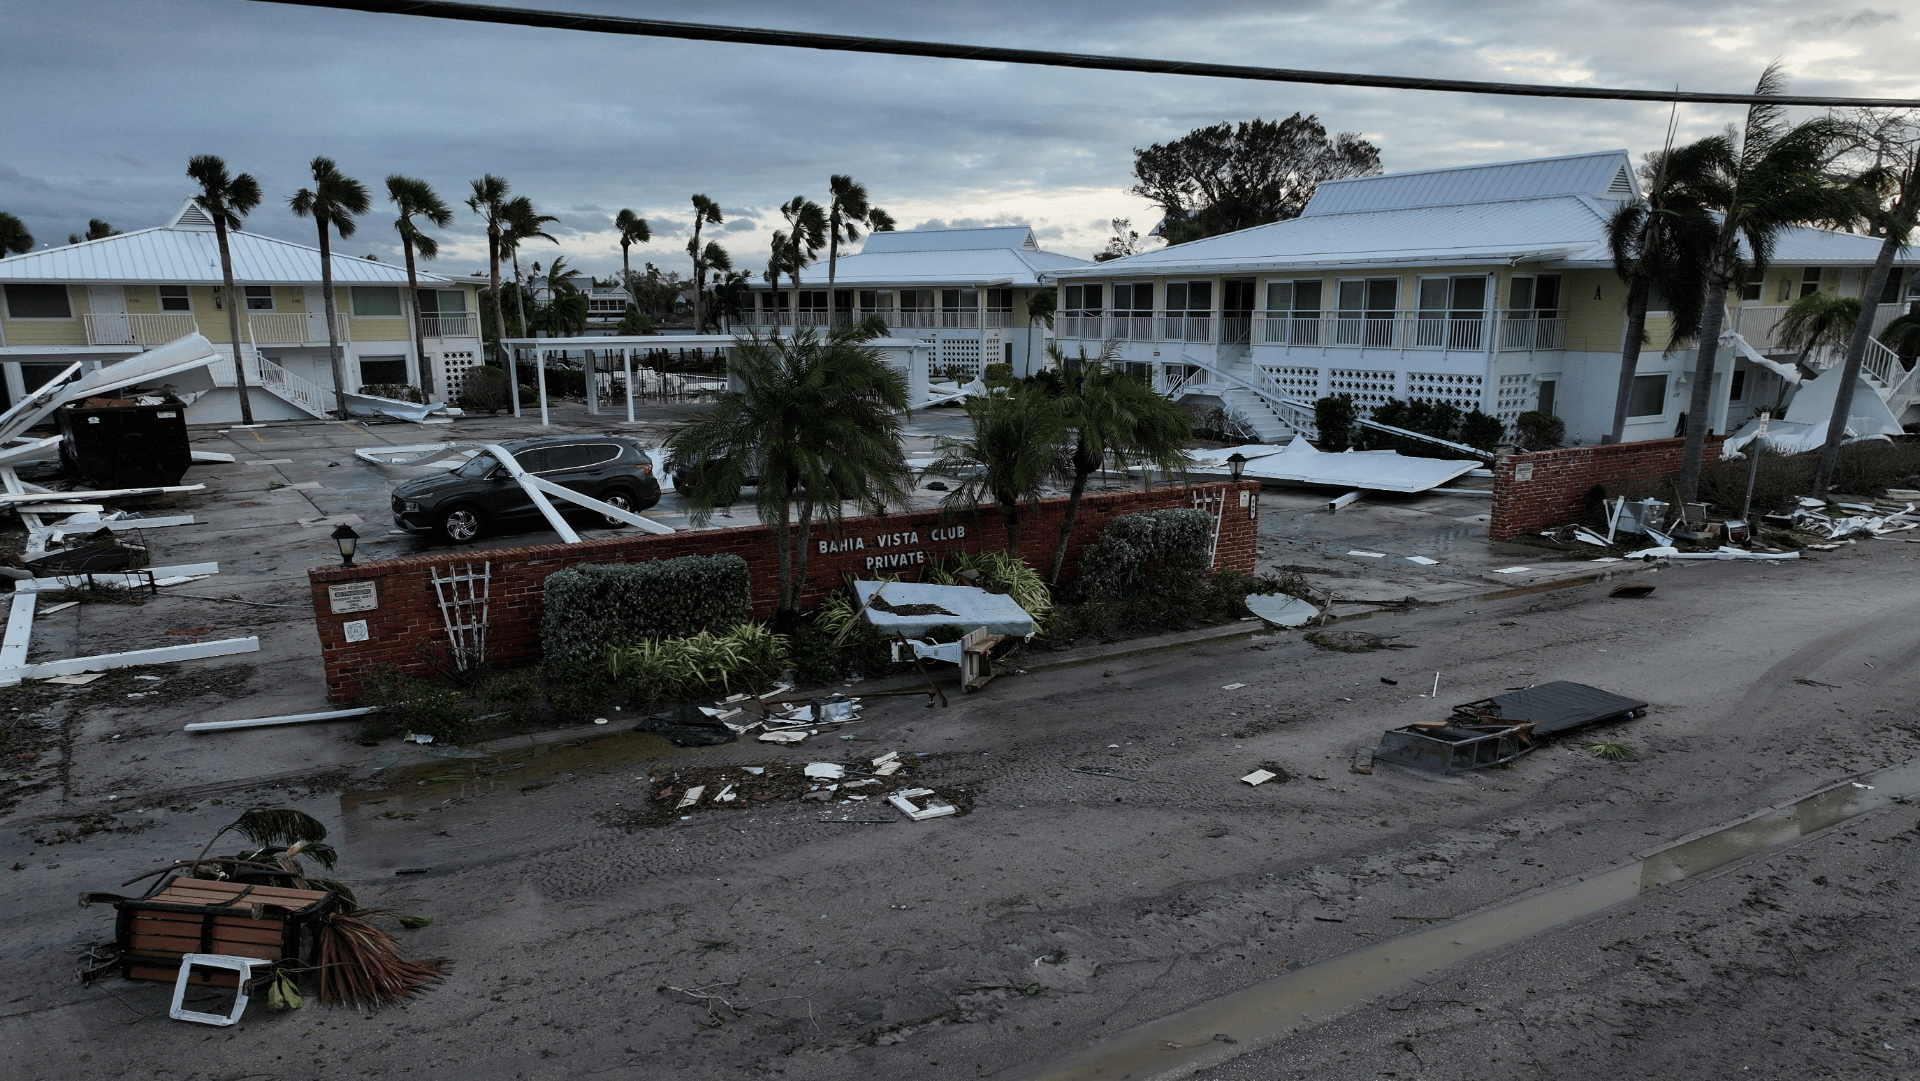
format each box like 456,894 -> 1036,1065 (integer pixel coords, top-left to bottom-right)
1072,507 -> 1213,599
540,555 -> 751,667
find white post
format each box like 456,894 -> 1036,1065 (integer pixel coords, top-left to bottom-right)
506,345 -> 521,418
623,346 -> 635,423
584,349 -> 598,416
536,348 -> 550,427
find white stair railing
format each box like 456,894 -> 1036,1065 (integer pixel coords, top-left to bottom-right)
254,354 -> 334,417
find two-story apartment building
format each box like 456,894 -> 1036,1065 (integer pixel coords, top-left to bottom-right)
739,226 -> 1093,379
0,200 -> 485,422
1045,151 -> 1918,445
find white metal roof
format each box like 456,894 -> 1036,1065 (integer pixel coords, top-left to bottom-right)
858,226 -> 1040,253
0,200 -> 452,286
1056,196 -> 1611,278
757,225 -> 1092,290
1302,150 -> 1638,216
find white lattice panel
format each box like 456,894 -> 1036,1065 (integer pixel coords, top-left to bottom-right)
937,338 -> 983,380
1406,372 -> 1485,413
1494,373 -> 1534,425
1327,368 -> 1397,413
1264,365 -> 1321,398
435,350 -> 480,397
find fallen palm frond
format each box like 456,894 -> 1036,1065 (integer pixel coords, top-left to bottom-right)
1584,740 -> 1637,761
316,908 -> 451,1007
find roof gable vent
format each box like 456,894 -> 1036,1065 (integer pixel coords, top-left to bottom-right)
1606,166 -> 1634,195
167,200 -> 218,231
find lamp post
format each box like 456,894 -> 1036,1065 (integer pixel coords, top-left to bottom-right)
331,523 -> 359,567
1227,452 -> 1248,481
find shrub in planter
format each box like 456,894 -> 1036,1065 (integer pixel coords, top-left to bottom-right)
357,383 -> 426,403
1313,394 -> 1357,451
355,665 -> 474,744
1513,410 -> 1565,450
1071,508 -> 1212,600
604,622 -> 789,702
457,365 -> 515,414
541,555 -> 751,668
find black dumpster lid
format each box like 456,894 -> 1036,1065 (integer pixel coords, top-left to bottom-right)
1449,681 -> 1646,735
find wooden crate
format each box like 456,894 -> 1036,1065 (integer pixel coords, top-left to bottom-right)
111,876 -> 335,985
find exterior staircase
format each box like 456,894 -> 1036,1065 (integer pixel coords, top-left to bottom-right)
1168,354 -> 1315,443
205,346 -> 336,419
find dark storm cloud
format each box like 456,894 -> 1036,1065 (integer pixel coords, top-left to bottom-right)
3,0 -> 1916,275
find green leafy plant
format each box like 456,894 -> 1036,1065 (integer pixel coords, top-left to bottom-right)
927,550 -> 1054,627
1584,740 -> 1637,761
356,665 -> 474,744
1513,410 -> 1565,450
604,622 -> 789,703
1071,508 -> 1212,600
541,556 -> 751,668
456,364 -> 516,414
356,383 -> 426,403
1313,393 -> 1357,450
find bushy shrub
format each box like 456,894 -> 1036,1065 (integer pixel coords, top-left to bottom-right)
1354,397 -> 1503,458
541,556 -> 751,668
1461,410 -> 1508,451
604,623 -> 789,702
1514,410 -> 1565,450
457,365 -> 515,414
1072,508 -> 1212,599
1313,394 -> 1356,450
356,665 -> 474,744
982,362 -> 1014,388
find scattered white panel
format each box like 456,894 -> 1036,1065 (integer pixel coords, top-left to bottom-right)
1493,567 -> 1533,574
1406,556 -> 1441,565
1347,551 -> 1386,558
245,459 -> 293,466
1241,769 -> 1278,786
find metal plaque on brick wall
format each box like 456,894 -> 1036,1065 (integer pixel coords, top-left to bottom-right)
1514,463 -> 1535,482
328,581 -> 379,614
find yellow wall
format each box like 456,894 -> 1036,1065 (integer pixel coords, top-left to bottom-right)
0,284 -> 88,345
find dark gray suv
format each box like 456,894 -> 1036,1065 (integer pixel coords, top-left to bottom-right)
391,435 -> 662,542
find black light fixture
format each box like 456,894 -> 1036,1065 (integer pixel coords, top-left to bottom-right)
1226,452 -> 1248,481
331,523 -> 359,567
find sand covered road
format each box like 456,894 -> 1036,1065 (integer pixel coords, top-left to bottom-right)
5,537 -> 1918,1081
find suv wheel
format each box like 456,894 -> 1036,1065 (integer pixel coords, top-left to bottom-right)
600,490 -> 635,527
438,505 -> 483,543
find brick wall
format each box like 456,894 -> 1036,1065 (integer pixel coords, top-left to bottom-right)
1489,436 -> 1726,540
308,482 -> 1260,700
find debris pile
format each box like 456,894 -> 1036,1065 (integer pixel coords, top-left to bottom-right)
1372,681 -> 1646,776
630,751 -> 967,826
633,685 -> 868,747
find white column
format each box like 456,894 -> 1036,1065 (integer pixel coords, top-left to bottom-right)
536,348 -> 550,427
585,349 -> 598,416
3,363 -> 24,404
623,347 -> 634,423
506,345 -> 521,418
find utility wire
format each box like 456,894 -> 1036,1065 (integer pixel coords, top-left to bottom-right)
254,0 -> 1920,108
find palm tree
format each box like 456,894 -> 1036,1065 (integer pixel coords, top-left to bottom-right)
290,157 -> 371,415
67,219 -> 119,245
187,155 -> 263,425
1777,292 -> 1863,373
1037,344 -> 1194,583
386,175 -> 452,397
867,207 -> 897,233
1603,141 -> 1717,442
1676,66 -> 1860,499
501,196 -> 559,338
614,207 -> 650,304
668,319 -> 910,620
1022,290 -> 1058,374
779,197 -> 828,291
0,212 -> 31,257
930,384 -> 1070,559
824,175 -> 877,295
466,174 -> 513,361
687,194 -> 724,331
1814,119 -> 1920,497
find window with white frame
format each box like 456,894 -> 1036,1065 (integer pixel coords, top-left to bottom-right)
244,286 -> 275,311
1503,275 -> 1562,348
349,286 -> 403,317
1263,279 -> 1322,344
1063,284 -> 1104,314
1800,267 -> 1824,298
1628,373 -> 1667,417
1335,278 -> 1398,346
858,289 -> 892,313
158,285 -> 192,313
5,284 -> 73,319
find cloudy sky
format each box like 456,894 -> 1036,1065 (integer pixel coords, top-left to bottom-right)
4,1 -> 1917,282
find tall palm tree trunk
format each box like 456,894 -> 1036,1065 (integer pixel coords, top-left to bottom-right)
213,221 -> 255,425
403,237 -> 433,398
771,494 -> 795,618
317,217 -> 347,416
1814,220 -> 1913,497
1607,280 -> 1653,443
826,230 -> 839,322
1678,282 -> 1731,500
1001,498 -> 1021,558
1048,456 -> 1095,584
793,490 -> 816,611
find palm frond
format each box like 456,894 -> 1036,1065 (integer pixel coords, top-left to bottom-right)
230,808 -> 328,849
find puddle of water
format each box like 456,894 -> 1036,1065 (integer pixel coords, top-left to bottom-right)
1009,761 -> 1920,1081
339,728 -> 704,814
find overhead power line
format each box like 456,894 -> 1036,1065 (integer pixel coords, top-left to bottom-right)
255,0 -> 1920,108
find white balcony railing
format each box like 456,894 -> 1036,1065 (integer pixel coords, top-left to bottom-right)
248,312 -> 351,344
740,309 -> 1024,333
1726,302 -> 1907,353
418,314 -> 477,338
1062,309 -> 1571,353
83,312 -> 199,346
